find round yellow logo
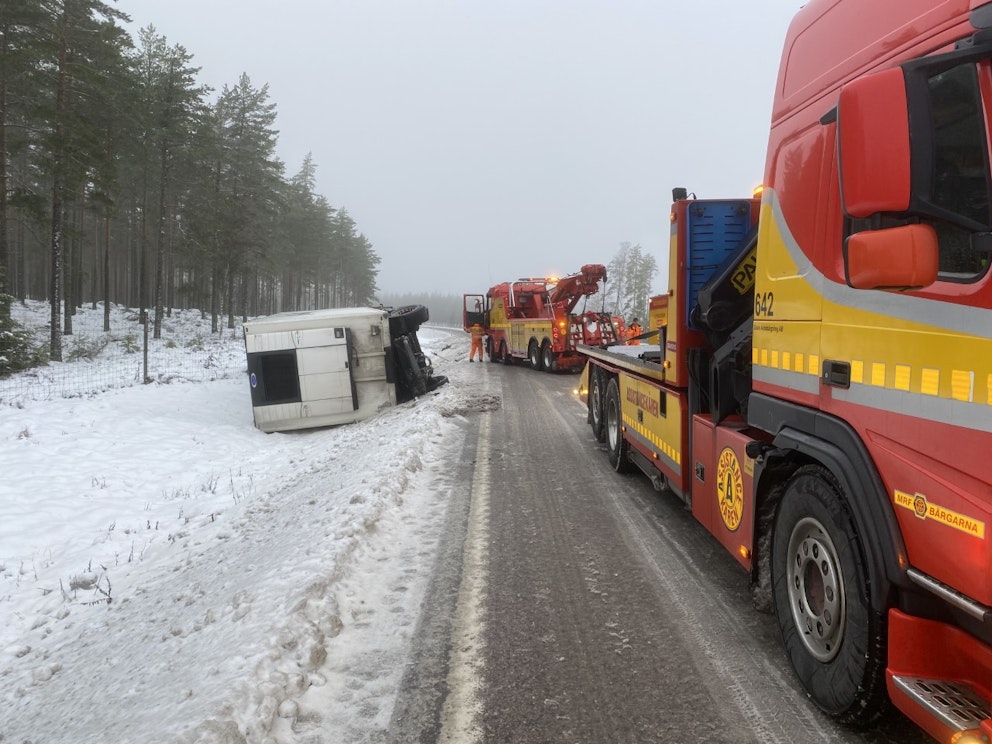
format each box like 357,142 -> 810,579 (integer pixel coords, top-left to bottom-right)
717,447 -> 744,532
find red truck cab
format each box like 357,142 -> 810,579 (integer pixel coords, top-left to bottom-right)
578,2 -> 992,741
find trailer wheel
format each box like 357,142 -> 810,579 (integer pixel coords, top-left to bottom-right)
528,339 -> 543,370
604,378 -> 632,473
541,341 -> 555,372
388,304 -> 430,336
772,466 -> 887,726
396,335 -> 428,398
589,368 -> 606,442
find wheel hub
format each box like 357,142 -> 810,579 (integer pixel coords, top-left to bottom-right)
607,400 -> 620,449
786,517 -> 845,662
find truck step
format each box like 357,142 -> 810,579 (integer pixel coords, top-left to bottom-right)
891,676 -> 988,731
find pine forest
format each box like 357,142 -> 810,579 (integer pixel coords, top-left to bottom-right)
0,1 -> 380,361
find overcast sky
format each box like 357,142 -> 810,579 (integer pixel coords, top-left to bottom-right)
122,0 -> 802,297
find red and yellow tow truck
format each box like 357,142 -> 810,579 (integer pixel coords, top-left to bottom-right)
578,2 -> 992,741
464,264 -> 621,371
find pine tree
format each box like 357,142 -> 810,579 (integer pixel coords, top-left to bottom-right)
213,73 -> 284,328
0,268 -> 39,375
133,26 -> 209,338
0,0 -> 49,314
36,0 -> 129,359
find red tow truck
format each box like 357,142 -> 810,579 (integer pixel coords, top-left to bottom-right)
463,264 -> 621,371
577,1 -> 992,742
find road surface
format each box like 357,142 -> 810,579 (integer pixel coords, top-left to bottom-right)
388,357 -> 931,744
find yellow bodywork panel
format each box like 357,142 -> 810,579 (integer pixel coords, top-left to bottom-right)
619,374 -> 683,471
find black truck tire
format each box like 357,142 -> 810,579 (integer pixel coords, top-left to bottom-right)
389,305 -> 430,336
528,339 -> 543,370
541,341 -> 555,372
605,378 -> 632,473
771,465 -> 887,726
589,367 -> 606,442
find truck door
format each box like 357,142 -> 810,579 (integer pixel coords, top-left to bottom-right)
463,294 -> 487,331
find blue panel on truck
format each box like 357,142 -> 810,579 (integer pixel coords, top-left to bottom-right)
684,200 -> 752,329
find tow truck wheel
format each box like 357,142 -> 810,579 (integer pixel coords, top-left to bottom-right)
528,339 -> 543,370
771,466 -> 887,726
604,378 -> 632,473
499,341 -> 512,365
589,368 -> 606,442
541,341 -> 555,372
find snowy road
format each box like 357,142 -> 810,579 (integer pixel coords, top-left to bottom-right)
395,358 -> 932,744
0,313 -> 933,743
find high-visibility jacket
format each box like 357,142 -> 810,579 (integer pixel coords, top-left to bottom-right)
626,323 -> 642,345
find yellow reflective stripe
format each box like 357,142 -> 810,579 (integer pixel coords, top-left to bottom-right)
894,365 -> 911,391
851,360 -> 864,384
871,362 -> 886,387
623,414 -> 681,465
951,370 -> 974,402
754,344 -> 989,405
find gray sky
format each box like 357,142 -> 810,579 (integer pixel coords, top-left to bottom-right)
123,0 -> 802,297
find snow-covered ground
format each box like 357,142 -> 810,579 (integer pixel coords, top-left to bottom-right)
0,303 -> 489,743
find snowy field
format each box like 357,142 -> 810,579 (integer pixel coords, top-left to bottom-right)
0,303 -> 491,743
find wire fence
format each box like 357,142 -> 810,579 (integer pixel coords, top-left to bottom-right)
1,302 -> 247,407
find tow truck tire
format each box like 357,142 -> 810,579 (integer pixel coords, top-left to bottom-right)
499,341 -> 512,365
589,368 -> 606,442
604,378 -> 632,473
529,339 -> 543,370
771,465 -> 887,726
541,342 -> 555,372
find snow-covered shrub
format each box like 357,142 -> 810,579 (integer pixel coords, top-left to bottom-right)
0,292 -> 44,377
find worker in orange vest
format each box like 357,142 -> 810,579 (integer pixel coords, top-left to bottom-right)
626,317 -> 643,345
468,322 -> 485,362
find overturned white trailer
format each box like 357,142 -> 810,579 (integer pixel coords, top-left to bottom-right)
243,305 -> 446,433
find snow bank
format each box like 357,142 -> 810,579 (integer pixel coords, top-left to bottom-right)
0,304 -> 492,743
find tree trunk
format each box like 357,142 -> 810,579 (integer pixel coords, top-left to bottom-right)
226,264 -> 234,329
49,27 -> 68,362
153,143 -> 167,339
210,259 -> 220,333
103,215 -> 111,331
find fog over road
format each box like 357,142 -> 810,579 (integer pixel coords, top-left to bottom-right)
388,356 -> 930,744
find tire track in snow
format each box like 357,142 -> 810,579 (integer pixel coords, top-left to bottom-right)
438,412 -> 491,743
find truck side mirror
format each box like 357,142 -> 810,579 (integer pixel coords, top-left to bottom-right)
845,224 -> 938,290
838,67 -> 912,218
